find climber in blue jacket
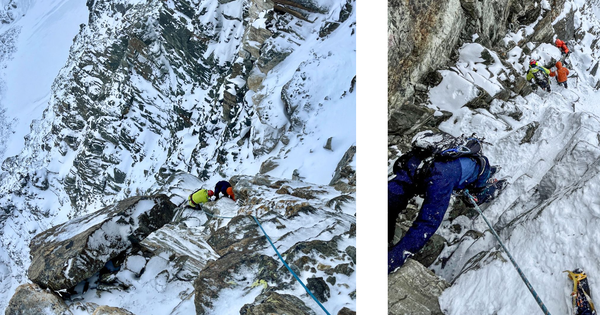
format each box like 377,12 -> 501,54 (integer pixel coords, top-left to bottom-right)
388,154 -> 506,273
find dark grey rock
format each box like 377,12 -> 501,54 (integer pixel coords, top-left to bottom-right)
345,246 -> 356,264
520,121 -> 540,145
91,305 -> 135,315
259,157 -> 280,174
5,283 -> 71,315
306,277 -> 330,302
337,307 -> 356,315
463,88 -> 493,110
323,137 -> 333,151
329,145 -> 356,193
206,215 -> 265,256
193,253 -> 281,314
239,291 -> 317,315
28,195 -> 176,291
140,222 -> 219,278
388,259 -> 449,315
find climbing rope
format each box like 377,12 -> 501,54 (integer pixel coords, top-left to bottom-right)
252,215 -> 331,315
464,190 -> 552,315
180,203 -> 331,315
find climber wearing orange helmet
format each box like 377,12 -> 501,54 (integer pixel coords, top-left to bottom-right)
188,188 -> 214,209
555,38 -> 571,66
555,39 -> 569,54
550,61 -> 570,89
214,180 -> 236,201
526,60 -> 552,92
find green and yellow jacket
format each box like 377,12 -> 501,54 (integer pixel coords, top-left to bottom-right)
188,189 -> 209,207
526,63 -> 550,81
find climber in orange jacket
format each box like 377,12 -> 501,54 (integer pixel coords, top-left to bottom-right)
555,38 -> 571,66
550,61 -> 570,89
555,38 -> 569,54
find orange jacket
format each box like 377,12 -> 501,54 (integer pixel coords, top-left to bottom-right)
555,39 -> 569,54
550,61 -> 569,83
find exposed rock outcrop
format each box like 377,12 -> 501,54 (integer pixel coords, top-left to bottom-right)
0,0 -> 356,312
388,0 -> 466,113
5,283 -> 71,315
193,252 -> 282,314
11,173 -> 355,314
28,195 -> 176,291
329,145 -> 356,193
388,259 -> 450,315
387,1 -> 579,312
91,306 -> 136,315
240,291 -> 317,315
139,220 -> 220,279
388,0 -> 566,135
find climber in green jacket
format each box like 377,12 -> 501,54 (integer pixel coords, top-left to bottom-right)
526,59 -> 552,92
187,188 -> 214,209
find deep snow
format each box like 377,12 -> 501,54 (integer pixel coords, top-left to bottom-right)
0,0 -> 362,313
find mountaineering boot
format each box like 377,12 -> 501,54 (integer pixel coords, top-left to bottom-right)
468,179 -> 508,206
489,165 -> 501,178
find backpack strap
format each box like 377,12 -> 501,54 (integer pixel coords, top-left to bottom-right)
392,157 -> 404,174
188,188 -> 204,208
392,150 -> 417,174
414,156 -> 435,181
392,151 -> 433,193
189,194 -> 198,207
475,155 -> 487,177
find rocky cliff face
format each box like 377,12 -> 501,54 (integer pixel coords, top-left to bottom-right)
27,195 -> 176,291
388,259 -> 449,315
0,0 -> 355,312
0,0 -> 355,214
388,0 -> 566,136
387,0 -> 600,313
6,173 -> 356,314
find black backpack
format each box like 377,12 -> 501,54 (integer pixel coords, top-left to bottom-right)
533,66 -> 548,83
392,130 -> 485,182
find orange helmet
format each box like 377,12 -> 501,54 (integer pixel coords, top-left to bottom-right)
208,190 -> 214,197
555,39 -> 562,46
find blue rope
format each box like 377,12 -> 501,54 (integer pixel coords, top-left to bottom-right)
193,206 -> 331,315
464,190 -> 551,315
252,215 -> 331,315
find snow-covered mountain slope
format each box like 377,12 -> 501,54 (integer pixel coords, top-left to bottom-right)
0,0 -> 87,161
389,0 -> 600,314
7,173 -> 356,314
0,0 -> 355,312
